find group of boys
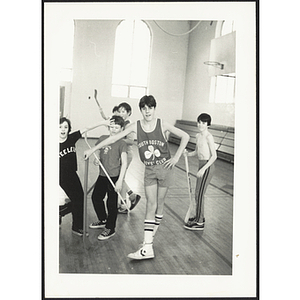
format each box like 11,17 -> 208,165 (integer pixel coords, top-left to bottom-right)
60,95 -> 217,260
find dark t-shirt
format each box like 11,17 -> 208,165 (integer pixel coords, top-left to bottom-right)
59,130 -> 81,174
95,135 -> 127,177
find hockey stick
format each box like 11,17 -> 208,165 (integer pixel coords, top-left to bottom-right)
94,89 -> 101,109
184,152 -> 193,223
83,153 -> 89,240
84,133 -> 130,212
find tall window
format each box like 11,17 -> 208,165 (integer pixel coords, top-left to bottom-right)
112,20 -> 151,99
209,20 -> 236,104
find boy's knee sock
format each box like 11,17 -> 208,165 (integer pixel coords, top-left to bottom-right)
153,214 -> 163,237
144,220 -> 155,244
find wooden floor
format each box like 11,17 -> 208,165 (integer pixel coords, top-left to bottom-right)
59,138 -> 234,275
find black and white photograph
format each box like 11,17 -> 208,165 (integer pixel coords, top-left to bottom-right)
43,1 -> 257,298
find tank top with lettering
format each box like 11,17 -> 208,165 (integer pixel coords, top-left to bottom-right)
137,119 -> 171,166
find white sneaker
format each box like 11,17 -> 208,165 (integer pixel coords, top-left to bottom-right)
127,243 -> 154,260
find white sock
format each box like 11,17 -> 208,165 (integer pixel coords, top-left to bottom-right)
144,220 -> 155,244
153,214 -> 163,237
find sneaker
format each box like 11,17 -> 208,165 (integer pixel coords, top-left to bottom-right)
129,194 -> 141,211
89,220 -> 107,229
127,243 -> 154,260
184,221 -> 205,231
188,217 -> 205,223
188,216 -> 196,222
72,228 -> 89,237
98,228 -> 115,240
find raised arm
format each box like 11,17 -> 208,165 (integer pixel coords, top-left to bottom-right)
80,119 -> 111,135
84,122 -> 136,160
98,107 -> 109,120
122,129 -> 136,145
162,120 -> 190,169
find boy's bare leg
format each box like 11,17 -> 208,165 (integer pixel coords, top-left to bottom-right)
155,186 -> 169,216
153,186 -> 168,236
144,184 -> 158,220
128,184 -> 170,259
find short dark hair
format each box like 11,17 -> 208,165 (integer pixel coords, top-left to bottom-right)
118,102 -> 132,115
139,95 -> 157,110
59,117 -> 72,133
112,106 -> 119,113
197,113 -> 211,126
110,115 -> 125,128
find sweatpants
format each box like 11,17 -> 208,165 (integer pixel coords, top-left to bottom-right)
91,175 -> 119,230
194,161 -> 215,223
60,171 -> 84,230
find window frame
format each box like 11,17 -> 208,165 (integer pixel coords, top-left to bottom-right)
209,20 -> 236,104
111,20 -> 152,99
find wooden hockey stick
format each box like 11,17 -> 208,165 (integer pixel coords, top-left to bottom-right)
184,153 -> 193,223
94,89 -> 101,108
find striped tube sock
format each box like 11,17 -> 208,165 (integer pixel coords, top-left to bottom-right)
153,214 -> 163,237
144,220 -> 155,244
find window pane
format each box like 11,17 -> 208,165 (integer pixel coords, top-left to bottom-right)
226,76 -> 235,103
112,21 -> 133,85
112,20 -> 151,98
215,76 -> 227,103
214,75 -> 235,103
209,77 -> 217,103
129,86 -> 146,99
111,85 -> 128,98
131,21 -> 151,86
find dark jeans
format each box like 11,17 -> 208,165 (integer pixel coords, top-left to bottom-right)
60,171 -> 84,230
91,175 -> 118,230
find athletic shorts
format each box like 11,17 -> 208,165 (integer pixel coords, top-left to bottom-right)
144,164 -> 174,187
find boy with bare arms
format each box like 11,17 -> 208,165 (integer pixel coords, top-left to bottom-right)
183,113 -> 217,231
84,95 -> 189,259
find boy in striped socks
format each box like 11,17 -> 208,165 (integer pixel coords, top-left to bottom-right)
84,95 -> 189,259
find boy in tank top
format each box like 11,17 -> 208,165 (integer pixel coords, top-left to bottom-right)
84,95 -> 189,260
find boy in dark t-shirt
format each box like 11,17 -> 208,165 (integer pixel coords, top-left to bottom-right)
89,115 -> 127,240
59,117 -> 110,236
